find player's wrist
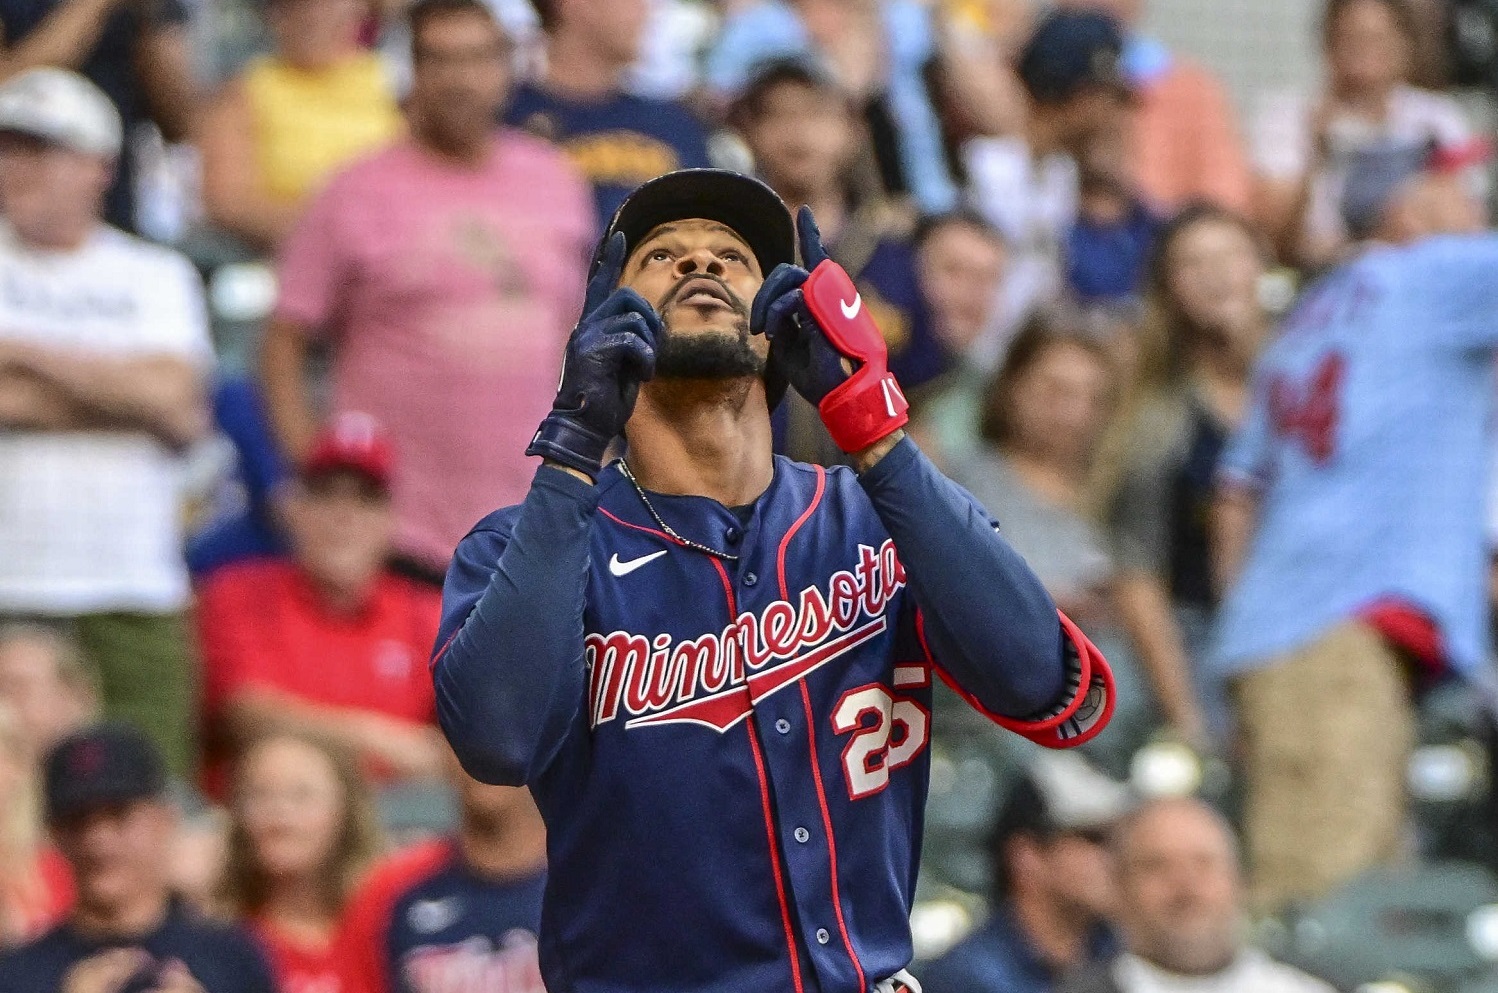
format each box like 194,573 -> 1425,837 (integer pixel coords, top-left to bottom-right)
852,430 -> 905,473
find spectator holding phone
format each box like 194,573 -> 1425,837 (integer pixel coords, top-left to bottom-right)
224,731 -> 383,993
0,722 -> 275,993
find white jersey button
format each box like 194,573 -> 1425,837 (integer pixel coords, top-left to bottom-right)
775,719 -> 791,734
794,826 -> 810,843
816,928 -> 831,945
743,572 -> 758,586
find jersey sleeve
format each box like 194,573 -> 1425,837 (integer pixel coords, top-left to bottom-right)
1411,235 -> 1498,352
431,465 -> 598,786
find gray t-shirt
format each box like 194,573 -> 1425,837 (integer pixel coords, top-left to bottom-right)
954,450 -> 1112,603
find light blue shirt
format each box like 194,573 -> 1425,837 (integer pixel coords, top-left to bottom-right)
1214,235 -> 1498,678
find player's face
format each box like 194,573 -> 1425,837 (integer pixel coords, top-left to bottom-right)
1115,803 -> 1242,974
620,219 -> 769,379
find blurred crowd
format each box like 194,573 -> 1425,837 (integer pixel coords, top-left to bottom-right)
2,0 -> 1498,989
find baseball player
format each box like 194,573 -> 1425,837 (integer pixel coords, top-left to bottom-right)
432,168 -> 1115,993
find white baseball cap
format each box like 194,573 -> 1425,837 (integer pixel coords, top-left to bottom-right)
0,68 -> 122,158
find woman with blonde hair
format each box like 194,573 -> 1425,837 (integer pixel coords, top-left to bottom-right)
224,729 -> 384,992
0,704 -> 73,947
1106,203 -> 1272,749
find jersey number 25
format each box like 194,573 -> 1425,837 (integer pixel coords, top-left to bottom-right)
832,681 -> 931,801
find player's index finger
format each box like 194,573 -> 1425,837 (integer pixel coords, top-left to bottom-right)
585,232 -> 628,314
797,205 -> 829,269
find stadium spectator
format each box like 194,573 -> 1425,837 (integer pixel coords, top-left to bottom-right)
907,211 -> 1009,467
0,723 -> 276,993
0,0 -> 196,233
341,760 -> 547,993
262,0 -> 593,584
919,755 -> 1126,993
1251,0 -> 1477,268
224,731 -> 383,993
198,413 -> 446,788
0,624 -> 98,760
964,10 -> 1130,359
955,318 -> 1152,767
0,69 -> 211,779
200,0 -> 404,251
0,705 -> 73,948
1057,798 -> 1335,993
1058,0 -> 1251,214
730,56 -> 950,463
1065,113 -> 1161,305
706,0 -> 959,215
1106,205 -> 1271,748
958,321 -> 1117,630
1213,138 -> 1495,911
507,0 -> 712,228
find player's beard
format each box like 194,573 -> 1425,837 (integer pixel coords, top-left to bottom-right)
654,278 -> 766,380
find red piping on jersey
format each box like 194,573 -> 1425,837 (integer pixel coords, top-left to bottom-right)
598,506 -> 693,548
776,464 -> 866,991
710,553 -> 804,990
746,719 -> 806,993
776,465 -> 826,600
799,682 -> 868,992
916,609 -> 1092,735
431,628 -> 459,667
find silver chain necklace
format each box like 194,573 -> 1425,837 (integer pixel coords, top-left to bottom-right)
616,459 -> 741,562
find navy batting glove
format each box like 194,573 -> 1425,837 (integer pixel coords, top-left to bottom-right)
750,206 -> 852,406
527,232 -> 660,478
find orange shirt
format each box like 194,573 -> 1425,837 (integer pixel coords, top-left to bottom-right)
1128,58 -> 1252,215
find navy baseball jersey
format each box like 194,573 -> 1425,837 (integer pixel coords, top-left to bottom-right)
434,438 -> 1113,993
342,838 -> 546,993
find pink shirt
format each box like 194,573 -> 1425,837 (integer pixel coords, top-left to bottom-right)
276,133 -> 593,568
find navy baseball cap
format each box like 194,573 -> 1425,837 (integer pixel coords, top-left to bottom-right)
1018,10 -> 1128,105
598,169 -> 797,278
45,722 -> 167,824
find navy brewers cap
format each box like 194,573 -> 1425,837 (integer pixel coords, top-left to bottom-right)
45,721 -> 167,824
599,168 -> 797,278
1018,10 -> 1128,105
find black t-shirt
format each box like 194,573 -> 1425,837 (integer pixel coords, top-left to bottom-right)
0,900 -> 277,993
0,0 -> 188,230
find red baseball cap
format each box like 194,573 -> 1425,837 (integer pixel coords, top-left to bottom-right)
302,411 -> 394,489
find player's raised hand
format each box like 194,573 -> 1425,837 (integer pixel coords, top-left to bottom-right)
751,206 -> 907,453
526,232 -> 660,479
751,207 -> 846,406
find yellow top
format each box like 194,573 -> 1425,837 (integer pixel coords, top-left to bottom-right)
241,52 -> 403,207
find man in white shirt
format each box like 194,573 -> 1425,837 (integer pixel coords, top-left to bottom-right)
1058,798 -> 1335,993
0,68 -> 212,779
